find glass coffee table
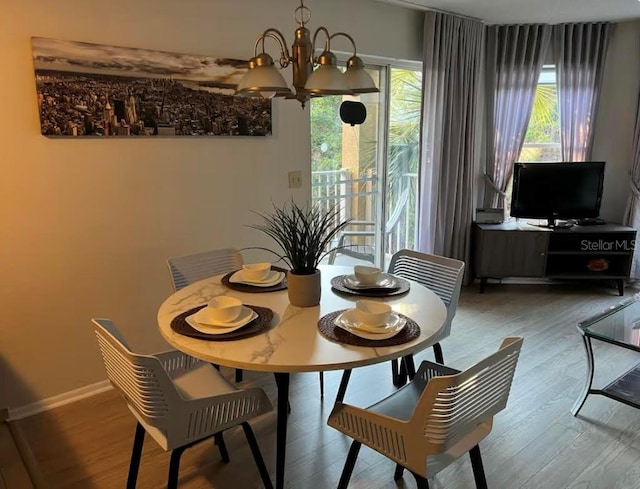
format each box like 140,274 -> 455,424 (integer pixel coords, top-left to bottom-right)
572,293 -> 640,416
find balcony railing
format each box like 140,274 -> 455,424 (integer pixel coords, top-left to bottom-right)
311,169 -> 418,264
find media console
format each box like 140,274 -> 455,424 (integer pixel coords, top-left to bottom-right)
473,221 -> 636,295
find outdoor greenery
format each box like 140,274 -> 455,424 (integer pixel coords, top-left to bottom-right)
387,68 -> 421,187
386,68 -> 421,248
310,96 -> 342,171
519,82 -> 561,162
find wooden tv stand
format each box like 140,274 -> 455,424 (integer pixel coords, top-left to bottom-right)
473,221 -> 636,295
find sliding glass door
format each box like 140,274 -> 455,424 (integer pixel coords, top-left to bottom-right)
311,62 -> 422,269
384,67 -> 422,266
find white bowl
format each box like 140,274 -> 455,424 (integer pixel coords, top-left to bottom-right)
204,296 -> 243,323
354,300 -> 392,327
354,265 -> 383,285
242,262 -> 272,282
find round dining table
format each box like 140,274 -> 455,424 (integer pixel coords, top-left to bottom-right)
157,264 -> 447,489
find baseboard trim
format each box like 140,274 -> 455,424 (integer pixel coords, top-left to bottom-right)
8,380 -> 113,421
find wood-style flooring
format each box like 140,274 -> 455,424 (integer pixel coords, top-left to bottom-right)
10,282 -> 640,489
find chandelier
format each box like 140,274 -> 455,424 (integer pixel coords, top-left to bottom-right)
236,0 -> 379,108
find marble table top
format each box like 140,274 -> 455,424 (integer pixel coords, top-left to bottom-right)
157,265 -> 447,373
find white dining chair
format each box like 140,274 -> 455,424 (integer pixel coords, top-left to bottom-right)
328,337 -> 523,489
92,318 -> 273,489
167,248 -> 244,293
388,249 -> 465,386
167,248 -> 245,382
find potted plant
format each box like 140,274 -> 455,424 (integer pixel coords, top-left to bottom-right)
249,200 -> 350,306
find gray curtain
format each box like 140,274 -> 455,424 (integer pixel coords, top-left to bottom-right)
554,22 -> 614,161
623,88 -> 640,279
417,11 -> 484,266
484,24 -> 552,208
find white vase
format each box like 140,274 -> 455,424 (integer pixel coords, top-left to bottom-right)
287,269 -> 321,307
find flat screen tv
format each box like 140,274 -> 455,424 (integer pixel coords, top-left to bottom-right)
510,162 -> 605,227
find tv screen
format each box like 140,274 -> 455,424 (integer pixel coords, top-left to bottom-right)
510,162 -> 605,225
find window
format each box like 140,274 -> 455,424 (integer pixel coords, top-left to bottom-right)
506,66 -> 560,211
519,66 -> 560,162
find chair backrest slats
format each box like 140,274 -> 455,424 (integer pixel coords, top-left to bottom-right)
167,248 -> 244,291
93,319 -> 177,425
413,337 -> 523,450
389,250 -> 464,308
388,250 -> 465,340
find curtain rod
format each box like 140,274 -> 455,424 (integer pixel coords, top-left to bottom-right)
393,1 -> 484,23
424,7 -> 484,23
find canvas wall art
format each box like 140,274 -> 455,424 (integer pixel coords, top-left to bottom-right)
31,37 -> 272,137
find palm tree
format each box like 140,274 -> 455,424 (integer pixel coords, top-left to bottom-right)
387,69 -> 422,192
520,83 -> 560,161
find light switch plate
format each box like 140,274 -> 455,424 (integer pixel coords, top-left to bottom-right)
288,171 -> 302,188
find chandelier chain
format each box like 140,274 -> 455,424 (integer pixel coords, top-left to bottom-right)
295,0 -> 311,27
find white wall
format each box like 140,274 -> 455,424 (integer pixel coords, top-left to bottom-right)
0,0 -> 422,408
592,20 -> 640,223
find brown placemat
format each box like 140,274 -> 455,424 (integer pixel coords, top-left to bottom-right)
330,275 -> 411,297
221,266 -> 288,293
318,309 -> 420,347
171,304 -> 274,341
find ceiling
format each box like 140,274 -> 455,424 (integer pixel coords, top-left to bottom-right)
377,0 -> 640,24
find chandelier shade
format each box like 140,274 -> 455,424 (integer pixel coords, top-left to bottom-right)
304,51 -> 352,95
236,65 -> 291,94
236,1 -> 379,108
236,53 -> 292,96
344,56 -> 378,94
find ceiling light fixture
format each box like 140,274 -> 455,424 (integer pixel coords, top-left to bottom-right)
236,0 -> 379,108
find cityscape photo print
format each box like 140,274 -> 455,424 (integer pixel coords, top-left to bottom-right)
31,37 -> 272,137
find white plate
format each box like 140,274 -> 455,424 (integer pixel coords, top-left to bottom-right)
187,307 -> 258,335
191,305 -> 257,330
334,309 -> 406,340
343,273 -> 399,290
229,270 -> 285,287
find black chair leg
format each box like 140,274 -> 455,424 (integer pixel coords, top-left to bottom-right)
410,471 -> 430,489
469,445 -> 488,489
403,355 -> 416,381
394,464 -> 405,481
337,441 -> 361,489
214,432 -> 230,463
319,371 -> 324,399
235,368 -> 243,382
126,422 -> 145,489
335,369 -> 352,403
393,357 -> 413,387
433,343 -> 444,364
391,359 -> 401,386
167,445 -> 188,489
242,422 -> 274,489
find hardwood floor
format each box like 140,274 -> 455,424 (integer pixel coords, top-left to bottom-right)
10,283 -> 640,489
